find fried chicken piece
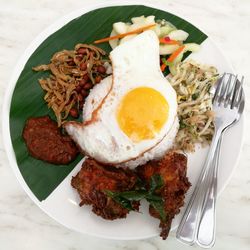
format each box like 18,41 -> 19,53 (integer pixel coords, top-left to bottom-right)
136,151 -> 191,239
71,158 -> 139,220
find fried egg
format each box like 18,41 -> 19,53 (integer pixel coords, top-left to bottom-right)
65,30 -> 178,167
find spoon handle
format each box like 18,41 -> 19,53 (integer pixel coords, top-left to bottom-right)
196,137 -> 222,248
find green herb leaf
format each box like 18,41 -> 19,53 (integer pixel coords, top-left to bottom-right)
118,190 -> 148,201
147,198 -> 167,222
104,190 -> 116,198
113,196 -> 134,211
179,119 -> 187,129
145,193 -> 163,201
149,174 -> 164,194
161,57 -> 167,64
104,190 -> 134,211
161,57 -> 174,66
192,92 -> 199,100
105,175 -> 166,216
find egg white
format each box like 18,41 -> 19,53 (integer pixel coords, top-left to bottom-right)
65,30 -> 178,166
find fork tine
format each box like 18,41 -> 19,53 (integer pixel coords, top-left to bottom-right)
231,76 -> 244,108
238,87 -> 243,106
227,75 -> 238,102
238,91 -> 245,114
219,74 -> 232,105
226,74 -> 238,106
235,84 -> 243,109
213,73 -> 225,103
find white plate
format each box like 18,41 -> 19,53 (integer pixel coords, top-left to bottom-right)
2,0 -> 244,240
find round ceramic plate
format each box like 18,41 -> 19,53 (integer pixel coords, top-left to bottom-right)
2,1 -> 244,240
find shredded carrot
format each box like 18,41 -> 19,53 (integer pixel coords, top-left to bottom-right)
159,38 -> 180,45
161,63 -> 167,72
161,45 -> 185,71
94,24 -> 156,44
167,45 -> 185,63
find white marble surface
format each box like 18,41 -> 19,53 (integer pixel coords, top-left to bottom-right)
0,0 -> 250,249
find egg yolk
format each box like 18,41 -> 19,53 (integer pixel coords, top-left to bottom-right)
117,87 -> 169,142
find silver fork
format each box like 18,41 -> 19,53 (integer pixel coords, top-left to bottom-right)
176,74 -> 244,247
196,74 -> 245,248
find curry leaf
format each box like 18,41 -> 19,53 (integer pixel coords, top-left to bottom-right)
113,196 -> 134,211
105,174 -> 166,218
147,198 -> 167,222
104,190 -> 134,211
149,174 -> 164,194
105,190 -> 147,201
145,194 -> 162,201
104,190 -> 116,198
118,190 -> 148,201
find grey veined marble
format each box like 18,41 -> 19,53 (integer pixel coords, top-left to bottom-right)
0,0 -> 250,249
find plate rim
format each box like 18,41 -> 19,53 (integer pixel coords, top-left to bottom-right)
2,0 -> 245,240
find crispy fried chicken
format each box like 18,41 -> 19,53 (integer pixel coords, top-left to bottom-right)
71,152 -> 190,238
136,151 -> 191,239
71,158 -> 139,220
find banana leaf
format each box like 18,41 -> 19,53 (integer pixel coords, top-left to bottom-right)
9,5 -> 207,201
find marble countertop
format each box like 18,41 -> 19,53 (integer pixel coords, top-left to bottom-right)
0,0 -> 250,249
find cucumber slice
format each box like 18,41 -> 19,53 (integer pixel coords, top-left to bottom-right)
154,24 -> 161,36
109,30 -> 119,49
184,43 -> 200,52
159,44 -> 179,55
145,16 -> 155,24
169,65 -> 176,76
168,43 -> 200,75
168,30 -> 189,41
131,16 -> 145,24
131,15 -> 155,25
113,22 -> 128,34
169,53 -> 183,75
127,23 -> 143,32
159,26 -> 175,38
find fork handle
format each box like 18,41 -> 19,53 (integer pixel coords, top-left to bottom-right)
176,127 -> 223,245
196,135 -> 222,247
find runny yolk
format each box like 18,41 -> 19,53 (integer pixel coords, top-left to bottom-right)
117,87 -> 169,142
